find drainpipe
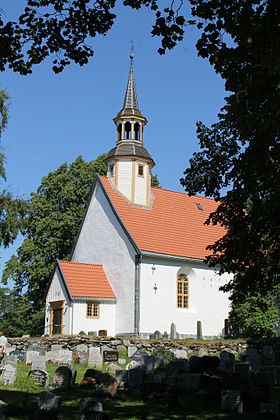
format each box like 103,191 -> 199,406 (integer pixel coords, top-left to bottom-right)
134,254 -> 142,336
71,301 -> 74,335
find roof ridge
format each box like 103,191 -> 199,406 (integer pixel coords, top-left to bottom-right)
59,260 -> 103,267
151,186 -> 217,202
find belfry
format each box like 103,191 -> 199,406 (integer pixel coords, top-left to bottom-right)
105,51 -> 155,207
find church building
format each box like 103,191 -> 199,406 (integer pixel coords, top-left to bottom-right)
45,53 -> 232,338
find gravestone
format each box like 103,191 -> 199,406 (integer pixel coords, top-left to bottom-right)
115,370 -> 128,384
46,351 -> 58,363
221,390 -> 243,413
3,355 -> 17,367
127,369 -> 144,390
263,345 -> 274,359
234,362 -> 250,381
260,402 -> 279,417
76,344 -> 88,353
219,350 -> 235,372
88,331 -> 97,336
103,350 -> 119,363
173,349 -> 188,359
38,391 -> 62,413
150,330 -> 162,339
126,360 -> 142,370
51,344 -> 63,351
58,349 -> 72,364
98,330 -> 107,337
79,399 -> 104,419
274,367 -> 280,385
0,364 -> 17,385
71,368 -> 77,386
28,369 -> 48,387
10,350 -> 26,362
5,347 -> 16,356
198,348 -> 208,358
128,346 -> 137,358
32,355 -> 47,371
178,373 -> 201,390
30,345 -> 45,355
54,366 -> 72,389
76,351 -> 88,365
26,350 -> 40,365
131,350 -> 148,364
88,347 -> 102,368
170,323 -> 177,339
247,353 -> 261,374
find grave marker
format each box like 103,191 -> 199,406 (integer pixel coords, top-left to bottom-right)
221,390 -> 243,413
28,369 -> 48,387
26,351 -> 40,365
58,349 -> 72,364
10,350 -> 26,362
54,366 -> 73,389
88,347 -> 102,368
103,350 -> 119,363
0,364 -> 17,385
32,355 -> 47,371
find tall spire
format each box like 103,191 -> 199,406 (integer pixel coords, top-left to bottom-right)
121,43 -> 140,115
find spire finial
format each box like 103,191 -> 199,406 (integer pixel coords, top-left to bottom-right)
130,40 -> 134,60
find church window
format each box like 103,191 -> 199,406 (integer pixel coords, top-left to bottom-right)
177,273 -> 189,308
125,121 -> 131,139
138,164 -> 144,176
134,122 -> 140,140
86,302 -> 99,319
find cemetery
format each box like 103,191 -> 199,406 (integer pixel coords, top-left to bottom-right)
0,336 -> 280,419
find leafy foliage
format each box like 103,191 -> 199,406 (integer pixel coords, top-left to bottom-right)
2,155 -> 107,315
229,291 -> 280,339
151,173 -> 160,188
180,1 -> 280,302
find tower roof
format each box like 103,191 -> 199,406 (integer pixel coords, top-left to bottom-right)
117,51 -> 144,118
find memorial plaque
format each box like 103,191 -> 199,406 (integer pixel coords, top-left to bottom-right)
88,347 -> 102,368
32,355 -> 47,371
28,369 -> 48,387
26,351 -> 40,365
1,364 -> 17,385
103,351 -> 119,363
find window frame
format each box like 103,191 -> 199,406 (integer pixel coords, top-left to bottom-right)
138,164 -> 144,177
109,164 -> 114,177
86,302 -> 100,319
176,273 -> 189,309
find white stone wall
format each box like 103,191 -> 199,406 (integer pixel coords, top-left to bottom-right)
139,256 -> 231,337
72,301 -> 116,336
117,160 -> 132,201
72,181 -> 137,334
45,267 -> 71,335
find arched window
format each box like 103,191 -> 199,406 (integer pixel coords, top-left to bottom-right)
125,121 -> 131,139
117,123 -> 122,141
177,272 -> 189,308
134,122 -> 140,140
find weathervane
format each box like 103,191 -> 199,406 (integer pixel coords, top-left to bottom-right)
130,40 -> 134,60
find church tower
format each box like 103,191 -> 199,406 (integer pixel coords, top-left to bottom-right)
105,50 -> 155,207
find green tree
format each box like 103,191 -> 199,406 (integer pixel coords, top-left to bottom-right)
2,155 -> 107,318
151,173 -> 160,188
229,291 -> 280,339
180,1 -> 280,304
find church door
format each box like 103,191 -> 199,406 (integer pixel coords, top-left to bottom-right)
50,301 -> 64,335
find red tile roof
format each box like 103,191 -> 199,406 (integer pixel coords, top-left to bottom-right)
100,176 -> 225,260
58,260 -> 115,299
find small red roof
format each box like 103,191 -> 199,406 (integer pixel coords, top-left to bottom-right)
100,176 -> 225,260
58,260 -> 115,299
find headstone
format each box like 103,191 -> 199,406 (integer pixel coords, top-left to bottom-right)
88,347 -> 102,368
4,347 -> 16,356
103,350 -> 119,363
131,350 -> 148,364
263,345 -> 274,359
30,345 -> 45,355
178,373 -> 201,390
234,362 -> 250,381
127,369 -> 144,390
46,351 -> 58,363
79,398 -> 103,419
51,344 -> 63,351
108,363 -> 121,375
173,349 -> 188,359
3,355 -> 17,367
170,323 -> 177,340
197,320 -> 202,339
221,390 -> 243,413
76,351 -> 88,365
142,356 -> 156,374
115,370 -> 128,384
0,364 -> 17,385
123,339 -> 130,347
76,344 -> 88,353
116,345 -> 127,354
162,331 -> 169,339
28,369 -> 48,387
54,366 -> 72,389
98,330 -> 107,337
219,350 -> 235,372
32,355 -> 47,371
260,402 -> 279,417
247,353 -> 261,374
198,348 -> 208,358
38,391 -> 62,412
26,350 -> 40,365
0,400 -> 8,418
274,367 -> 280,385
150,330 -> 162,339
10,350 -> 26,362
128,346 -> 138,358
126,360 -> 142,370
71,368 -> 77,386
58,349 -> 72,364
88,331 -> 97,336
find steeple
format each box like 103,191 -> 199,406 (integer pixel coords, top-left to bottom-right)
105,48 -> 155,208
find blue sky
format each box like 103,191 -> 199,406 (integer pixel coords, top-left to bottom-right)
0,1 -> 226,277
